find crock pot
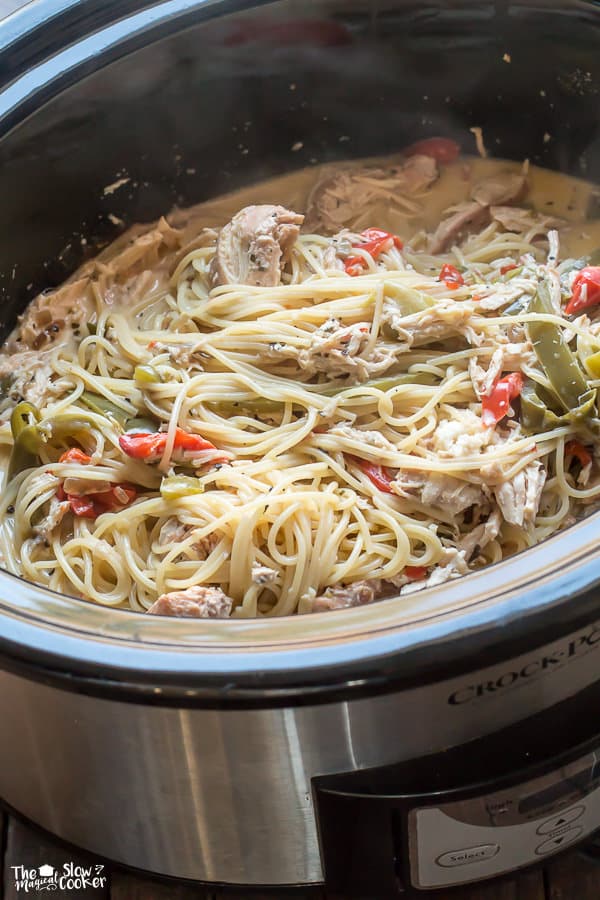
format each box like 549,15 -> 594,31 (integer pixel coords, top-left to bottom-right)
1,1 -> 600,895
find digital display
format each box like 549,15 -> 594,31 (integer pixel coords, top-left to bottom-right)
518,770 -> 592,815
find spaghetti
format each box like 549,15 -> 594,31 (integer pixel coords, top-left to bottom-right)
0,150 -> 599,618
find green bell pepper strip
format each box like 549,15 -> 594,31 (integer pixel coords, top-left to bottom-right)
527,281 -> 596,416
209,372 -> 437,416
160,475 -> 205,500
79,391 -> 131,428
134,365 -> 162,384
585,350 -> 600,379
8,402 -> 42,478
125,416 -> 159,434
520,379 -> 599,434
7,406 -> 94,479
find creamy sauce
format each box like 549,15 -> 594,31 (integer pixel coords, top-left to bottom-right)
170,154 -> 600,258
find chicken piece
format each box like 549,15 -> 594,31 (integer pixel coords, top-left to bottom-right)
469,343 -> 533,398
278,317 -> 396,381
195,533 -> 220,559
13,278 -> 93,350
391,471 -> 487,515
469,349 -> 505,399
251,563 -> 278,585
402,154 -> 440,192
400,548 -> 470,594
328,425 -> 397,451
477,284 -> 531,312
322,243 -> 346,272
458,509 -> 503,561
158,519 -> 220,560
384,300 -> 477,350
148,585 -> 233,618
494,461 -> 546,527
86,216 -> 182,282
0,350 -> 56,409
429,202 -> 489,254
305,156 -> 438,232
33,495 -> 70,540
490,206 -> 563,234
471,171 -> 528,207
158,518 -> 190,546
432,408 -> 493,457
311,579 -> 381,612
210,204 -> 303,287
429,170 -> 528,253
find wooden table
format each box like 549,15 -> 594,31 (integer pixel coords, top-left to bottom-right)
1,808 -> 600,899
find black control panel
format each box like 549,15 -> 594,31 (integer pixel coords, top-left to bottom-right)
314,682 -> 600,898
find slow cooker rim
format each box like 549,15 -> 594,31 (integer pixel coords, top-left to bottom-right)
0,0 -> 599,706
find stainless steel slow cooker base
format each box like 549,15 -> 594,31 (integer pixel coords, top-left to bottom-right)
0,0 -> 600,893
2,609 -> 600,889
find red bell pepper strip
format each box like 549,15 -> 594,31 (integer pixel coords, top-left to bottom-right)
500,263 -> 519,275
481,373 -> 524,427
355,458 -> 395,493
69,495 -> 96,519
67,483 -> 137,519
57,448 -> 137,517
565,440 -> 592,468
403,137 -> 460,164
59,448 -> 92,464
565,266 -> 600,315
439,263 -> 465,290
404,565 -> 427,580
119,427 -> 222,463
344,228 -> 403,276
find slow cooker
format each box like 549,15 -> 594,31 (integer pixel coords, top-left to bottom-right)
1,0 -> 600,895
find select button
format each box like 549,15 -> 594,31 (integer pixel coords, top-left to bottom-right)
537,806 -> 585,835
437,845 -> 500,868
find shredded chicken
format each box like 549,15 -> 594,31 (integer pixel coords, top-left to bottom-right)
458,509 -> 503,561
431,408 -> 494,457
311,579 -> 381,612
429,202 -> 489,255
268,317 -> 396,381
490,206 -> 564,234
148,585 -> 233,618
86,216 -> 182,283
0,350 -> 57,409
468,343 -> 533,398
305,155 -> 438,232
158,519 -> 220,559
328,425 -> 396,451
494,461 -> 546,527
158,518 -> 190,546
210,204 -> 303,287
401,548 -> 470,594
384,300 -> 477,349
33,495 -> 70,540
471,171 -> 528,207
429,169 -> 528,253
391,471 -> 487,516
251,563 -> 278,584
14,278 -> 92,350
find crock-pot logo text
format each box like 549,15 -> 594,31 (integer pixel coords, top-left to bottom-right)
448,623 -> 600,705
